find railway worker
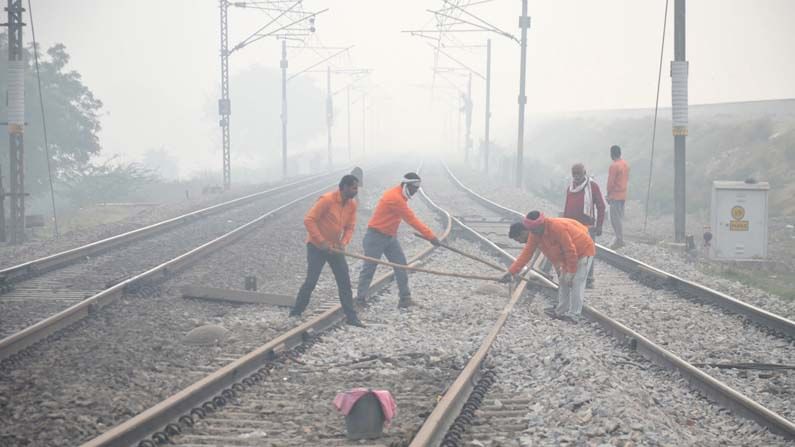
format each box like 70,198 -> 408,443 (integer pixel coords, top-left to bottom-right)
501,211 -> 595,321
290,174 -> 365,327
563,163 -> 606,288
606,144 -> 630,249
355,172 -> 441,309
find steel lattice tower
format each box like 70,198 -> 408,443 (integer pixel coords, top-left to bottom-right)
6,0 -> 26,243
218,0 -> 231,190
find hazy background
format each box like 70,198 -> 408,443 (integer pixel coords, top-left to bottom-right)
25,0 -> 795,179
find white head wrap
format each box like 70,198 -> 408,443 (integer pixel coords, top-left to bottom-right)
402,174 -> 421,199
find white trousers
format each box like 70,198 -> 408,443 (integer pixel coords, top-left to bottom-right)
556,256 -> 593,317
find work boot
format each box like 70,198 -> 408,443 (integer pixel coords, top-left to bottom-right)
398,296 -> 414,309
346,316 -> 366,328
355,295 -> 367,306
288,309 -> 302,318
544,308 -> 562,320
586,278 -> 595,289
610,240 -> 625,250
560,315 -> 579,324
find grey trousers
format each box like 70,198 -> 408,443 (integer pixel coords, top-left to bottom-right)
609,200 -> 625,244
587,227 -> 596,282
556,256 -> 593,317
356,228 -> 411,300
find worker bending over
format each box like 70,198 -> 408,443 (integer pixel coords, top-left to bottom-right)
501,211 -> 595,322
290,175 -> 364,327
356,173 -> 440,308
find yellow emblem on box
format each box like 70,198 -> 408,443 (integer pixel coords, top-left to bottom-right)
731,206 -> 745,220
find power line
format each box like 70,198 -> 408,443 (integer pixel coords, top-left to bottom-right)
643,0 -> 670,233
27,0 -> 59,238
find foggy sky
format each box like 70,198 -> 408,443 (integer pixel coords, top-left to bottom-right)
26,0 -> 795,178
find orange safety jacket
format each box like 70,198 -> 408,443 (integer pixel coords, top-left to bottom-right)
509,217 -> 595,274
367,185 -> 436,240
304,190 -> 357,248
607,158 -> 630,201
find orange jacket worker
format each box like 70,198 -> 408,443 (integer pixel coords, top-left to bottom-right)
290,175 -> 364,327
501,211 -> 594,321
606,145 -> 630,249
356,172 -> 440,308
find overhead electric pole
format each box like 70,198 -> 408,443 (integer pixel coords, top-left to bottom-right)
280,39 -> 288,177
218,0 -> 231,190
6,0 -> 26,243
672,0 -> 688,242
515,0 -> 530,188
484,38 -> 491,174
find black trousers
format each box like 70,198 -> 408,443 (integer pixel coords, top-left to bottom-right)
292,243 -> 356,319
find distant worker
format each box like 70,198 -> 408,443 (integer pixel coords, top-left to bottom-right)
501,211 -> 595,322
606,144 -> 630,249
290,174 -> 364,327
564,163 -> 606,288
356,173 -> 440,308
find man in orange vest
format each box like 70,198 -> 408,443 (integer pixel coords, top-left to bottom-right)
606,144 -> 630,249
500,211 -> 595,321
290,174 -> 364,327
356,173 -> 440,308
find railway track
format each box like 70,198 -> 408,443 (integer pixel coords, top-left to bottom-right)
0,171 -> 344,364
68,164 -> 536,447
407,162 -> 794,445
5,162 -> 792,446
1,165 -> 460,447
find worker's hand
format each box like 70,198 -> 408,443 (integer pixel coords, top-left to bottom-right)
561,272 -> 575,287
594,226 -> 603,237
498,272 -> 515,283
316,241 -> 331,252
430,237 -> 441,247
333,242 -> 347,252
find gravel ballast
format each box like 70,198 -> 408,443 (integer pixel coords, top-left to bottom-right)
169,241 -> 511,446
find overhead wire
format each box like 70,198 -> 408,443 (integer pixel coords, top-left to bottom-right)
27,0 -> 59,237
643,0 -> 670,233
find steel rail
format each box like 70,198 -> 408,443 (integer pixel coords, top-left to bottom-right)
408,186 -> 555,446
442,162 -> 795,339
0,179 -> 342,363
0,172 -> 342,287
435,162 -> 795,441
82,167 -> 454,447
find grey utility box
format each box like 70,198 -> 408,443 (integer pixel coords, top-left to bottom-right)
710,180 -> 769,260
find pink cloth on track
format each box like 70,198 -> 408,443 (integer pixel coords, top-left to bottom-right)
333,388 -> 397,426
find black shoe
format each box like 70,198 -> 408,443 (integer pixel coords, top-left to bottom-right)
586,279 -> 595,289
398,297 -> 414,309
288,310 -> 302,317
346,317 -> 366,328
355,296 -> 367,306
